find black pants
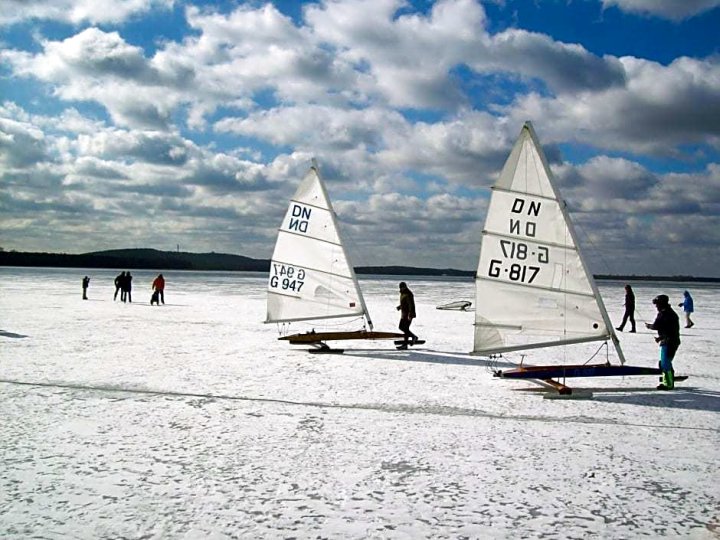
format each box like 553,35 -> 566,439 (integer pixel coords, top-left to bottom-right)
399,318 -> 417,344
618,309 -> 635,331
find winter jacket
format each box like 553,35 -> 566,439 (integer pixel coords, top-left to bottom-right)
649,307 -> 681,348
399,288 -> 416,320
680,292 -> 694,313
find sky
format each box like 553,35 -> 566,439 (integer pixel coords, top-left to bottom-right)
1,0 -> 719,277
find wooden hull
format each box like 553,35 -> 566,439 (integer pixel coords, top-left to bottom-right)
495,363 -> 664,380
280,330 -> 404,344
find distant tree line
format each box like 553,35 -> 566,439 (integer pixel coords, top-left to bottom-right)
0,248 -> 471,276
1,249 -> 717,281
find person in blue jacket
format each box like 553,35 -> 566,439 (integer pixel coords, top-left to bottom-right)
646,294 -> 680,390
678,290 -> 694,328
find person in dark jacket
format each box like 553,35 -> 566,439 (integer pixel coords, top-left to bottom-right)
121,271 -> 133,303
616,284 -> 636,332
396,281 -> 418,349
82,276 -> 90,300
645,294 -> 680,390
114,272 -> 124,301
678,290 -> 694,328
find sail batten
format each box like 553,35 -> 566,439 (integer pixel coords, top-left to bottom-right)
266,163 -> 370,327
264,308 -> 362,325
474,122 -> 623,364
274,228 -> 344,249
474,334 -> 613,356
475,274 -> 598,299
481,230 -> 583,252
270,258 -> 350,280
491,186 -> 559,202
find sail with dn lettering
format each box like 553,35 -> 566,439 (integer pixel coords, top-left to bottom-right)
477,123 -> 678,393
474,122 -> 615,357
266,160 -> 402,351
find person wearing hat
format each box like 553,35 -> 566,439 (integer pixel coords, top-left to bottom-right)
645,294 -> 681,390
396,281 -> 418,350
678,290 -> 694,328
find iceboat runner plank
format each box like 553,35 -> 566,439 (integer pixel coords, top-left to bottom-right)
281,330 -> 404,344
495,363 -> 668,380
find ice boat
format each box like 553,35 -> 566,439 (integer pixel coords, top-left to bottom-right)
474,123 -> 680,393
266,160 -> 402,352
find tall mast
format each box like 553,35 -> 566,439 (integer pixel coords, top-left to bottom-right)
311,159 -> 374,331
523,122 -> 625,365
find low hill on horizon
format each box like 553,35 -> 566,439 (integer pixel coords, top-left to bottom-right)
0,248 -> 474,277
1,248 -> 718,282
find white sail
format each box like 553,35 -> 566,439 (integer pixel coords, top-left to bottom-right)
266,161 -> 371,327
473,122 -> 623,363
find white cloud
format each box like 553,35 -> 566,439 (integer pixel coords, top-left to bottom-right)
602,0 -> 720,21
0,1 -> 718,274
0,0 -> 174,26
216,104 -> 402,151
3,28 -> 187,129
306,0 -> 486,109
0,115 -> 49,169
476,29 -> 626,93
563,156 -> 657,202
505,55 -> 720,156
334,191 -> 486,268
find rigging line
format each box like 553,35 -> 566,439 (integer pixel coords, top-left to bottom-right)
573,219 -> 615,278
575,217 -> 651,328
334,205 -> 378,320
304,315 -> 366,329
2,378 -> 714,432
563,198 -> 570,365
582,341 -> 609,366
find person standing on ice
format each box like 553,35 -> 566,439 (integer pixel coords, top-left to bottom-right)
122,271 -> 133,303
396,281 -> 418,350
646,294 -> 680,390
113,271 -> 124,301
678,290 -> 694,328
615,284 -> 636,333
82,276 -> 90,300
151,273 -> 165,305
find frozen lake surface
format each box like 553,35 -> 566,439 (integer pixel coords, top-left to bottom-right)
1,267 -> 719,539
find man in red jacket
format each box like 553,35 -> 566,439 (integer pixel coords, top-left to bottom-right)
152,274 -> 165,305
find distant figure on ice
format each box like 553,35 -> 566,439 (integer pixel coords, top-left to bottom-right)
678,290 -> 694,328
113,272 -> 125,301
121,271 -> 133,303
645,294 -> 680,390
615,284 -> 636,333
396,281 -> 418,350
151,273 -> 165,305
82,276 -> 90,300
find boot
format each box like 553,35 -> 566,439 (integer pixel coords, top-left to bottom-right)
657,371 -> 674,390
666,370 -> 675,390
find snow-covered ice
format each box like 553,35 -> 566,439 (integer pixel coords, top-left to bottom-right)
1,267 -> 719,539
